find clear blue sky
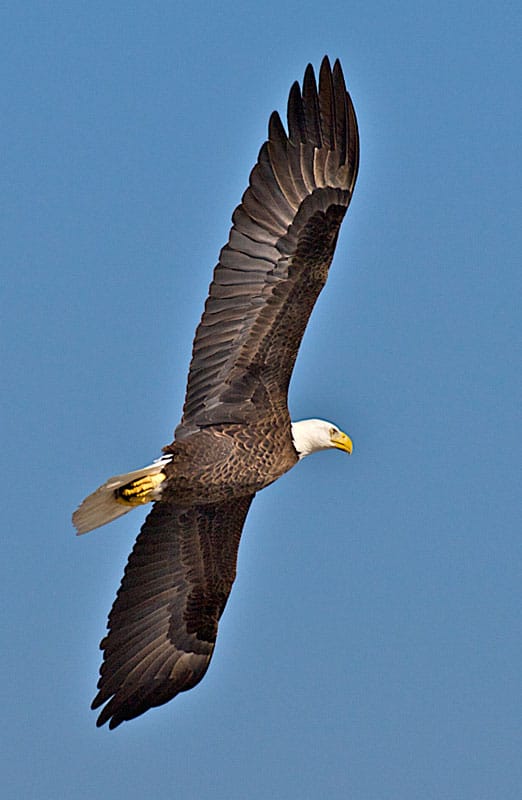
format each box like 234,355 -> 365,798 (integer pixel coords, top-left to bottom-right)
2,2 -> 521,798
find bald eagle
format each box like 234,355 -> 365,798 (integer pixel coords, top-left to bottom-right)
74,56 -> 359,728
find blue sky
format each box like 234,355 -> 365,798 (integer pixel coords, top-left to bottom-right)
2,2 -> 521,798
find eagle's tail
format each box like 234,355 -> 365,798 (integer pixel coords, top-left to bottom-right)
72,455 -> 171,535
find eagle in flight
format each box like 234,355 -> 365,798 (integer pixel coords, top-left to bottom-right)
74,56 -> 359,728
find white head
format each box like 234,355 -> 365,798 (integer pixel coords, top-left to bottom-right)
291,419 -> 353,460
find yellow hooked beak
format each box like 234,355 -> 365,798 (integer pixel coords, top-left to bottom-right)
330,429 -> 353,454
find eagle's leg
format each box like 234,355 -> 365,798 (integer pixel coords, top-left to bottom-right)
114,473 -> 167,507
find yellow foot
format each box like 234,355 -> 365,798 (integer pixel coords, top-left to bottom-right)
114,472 -> 167,507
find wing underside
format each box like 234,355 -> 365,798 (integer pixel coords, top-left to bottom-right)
176,57 -> 359,438
92,495 -> 254,728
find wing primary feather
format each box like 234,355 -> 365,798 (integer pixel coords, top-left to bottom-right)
248,157 -> 294,226
287,80 -> 307,144
266,141 -> 302,208
302,63 -> 322,148
347,100 -> 360,190
257,143 -> 299,213
285,139 -> 309,200
332,59 -> 349,163
268,110 -> 288,148
298,142 -> 317,194
318,56 -> 335,150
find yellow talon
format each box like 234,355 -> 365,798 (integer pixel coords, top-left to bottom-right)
115,473 -> 167,507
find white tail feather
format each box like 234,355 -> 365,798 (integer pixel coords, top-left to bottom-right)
73,455 -> 171,535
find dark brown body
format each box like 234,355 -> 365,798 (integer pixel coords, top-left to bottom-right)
162,420 -> 299,506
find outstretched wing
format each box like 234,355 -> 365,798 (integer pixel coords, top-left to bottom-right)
176,57 -> 359,439
92,495 -> 254,728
